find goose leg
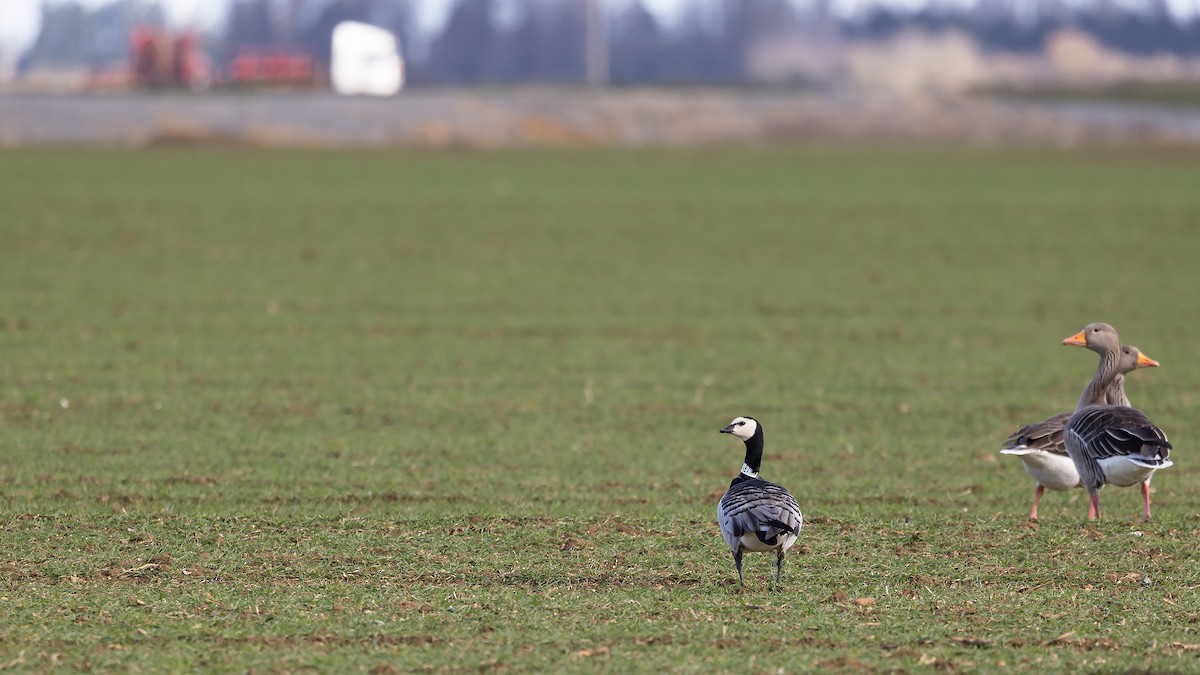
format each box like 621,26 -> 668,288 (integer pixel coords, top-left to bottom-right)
775,550 -> 785,583
1087,491 -> 1101,521
1029,484 -> 1045,521
1141,481 -> 1152,521
734,549 -> 744,585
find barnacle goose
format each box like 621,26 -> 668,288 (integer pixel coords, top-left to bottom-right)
716,416 -> 802,584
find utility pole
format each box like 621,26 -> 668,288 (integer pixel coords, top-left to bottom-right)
584,0 -> 608,87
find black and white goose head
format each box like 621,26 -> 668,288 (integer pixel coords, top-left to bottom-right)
720,416 -> 759,441
720,415 -> 764,479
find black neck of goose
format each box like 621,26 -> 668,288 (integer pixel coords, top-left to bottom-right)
742,425 -> 764,476
1077,345 -> 1122,411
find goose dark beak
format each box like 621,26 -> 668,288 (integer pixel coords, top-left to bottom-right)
719,424 -> 735,434
1062,330 -> 1087,347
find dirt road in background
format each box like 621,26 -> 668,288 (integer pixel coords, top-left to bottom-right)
2,89 -> 1196,147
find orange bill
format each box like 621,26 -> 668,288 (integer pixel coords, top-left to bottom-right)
1137,352 -> 1160,368
1062,330 -> 1087,347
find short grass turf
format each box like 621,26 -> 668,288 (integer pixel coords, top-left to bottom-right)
3,144 -> 1200,671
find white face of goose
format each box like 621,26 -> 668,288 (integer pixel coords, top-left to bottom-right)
720,416 -> 758,441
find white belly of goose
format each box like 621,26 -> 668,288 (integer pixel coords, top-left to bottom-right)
1005,449 -> 1081,491
1098,456 -> 1173,487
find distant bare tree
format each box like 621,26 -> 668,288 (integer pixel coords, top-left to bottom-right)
23,0 -> 164,69
719,0 -> 797,79
610,0 -> 665,84
509,0 -> 585,82
1078,0 -> 1197,55
664,1 -> 728,83
225,0 -> 278,50
424,0 -> 497,83
841,0 -> 1200,55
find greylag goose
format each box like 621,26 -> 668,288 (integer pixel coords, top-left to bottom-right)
1062,323 -> 1173,521
716,416 -> 802,584
1001,343 -> 1158,520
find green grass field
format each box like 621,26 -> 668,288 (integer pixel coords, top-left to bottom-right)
3,144 -> 1200,671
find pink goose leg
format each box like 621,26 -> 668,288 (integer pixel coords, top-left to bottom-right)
1141,481 -> 1152,521
1029,484 -> 1045,521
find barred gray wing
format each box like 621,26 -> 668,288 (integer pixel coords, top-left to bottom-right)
1069,406 -> 1170,461
1065,405 -> 1172,490
717,479 -> 802,551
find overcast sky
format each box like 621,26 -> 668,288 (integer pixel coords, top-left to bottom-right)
3,0 -> 1199,55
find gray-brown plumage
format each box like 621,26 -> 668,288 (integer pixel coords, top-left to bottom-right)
1000,343 -> 1158,520
1061,323 -> 1173,521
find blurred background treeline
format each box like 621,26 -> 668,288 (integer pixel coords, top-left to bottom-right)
11,0 -> 1200,92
